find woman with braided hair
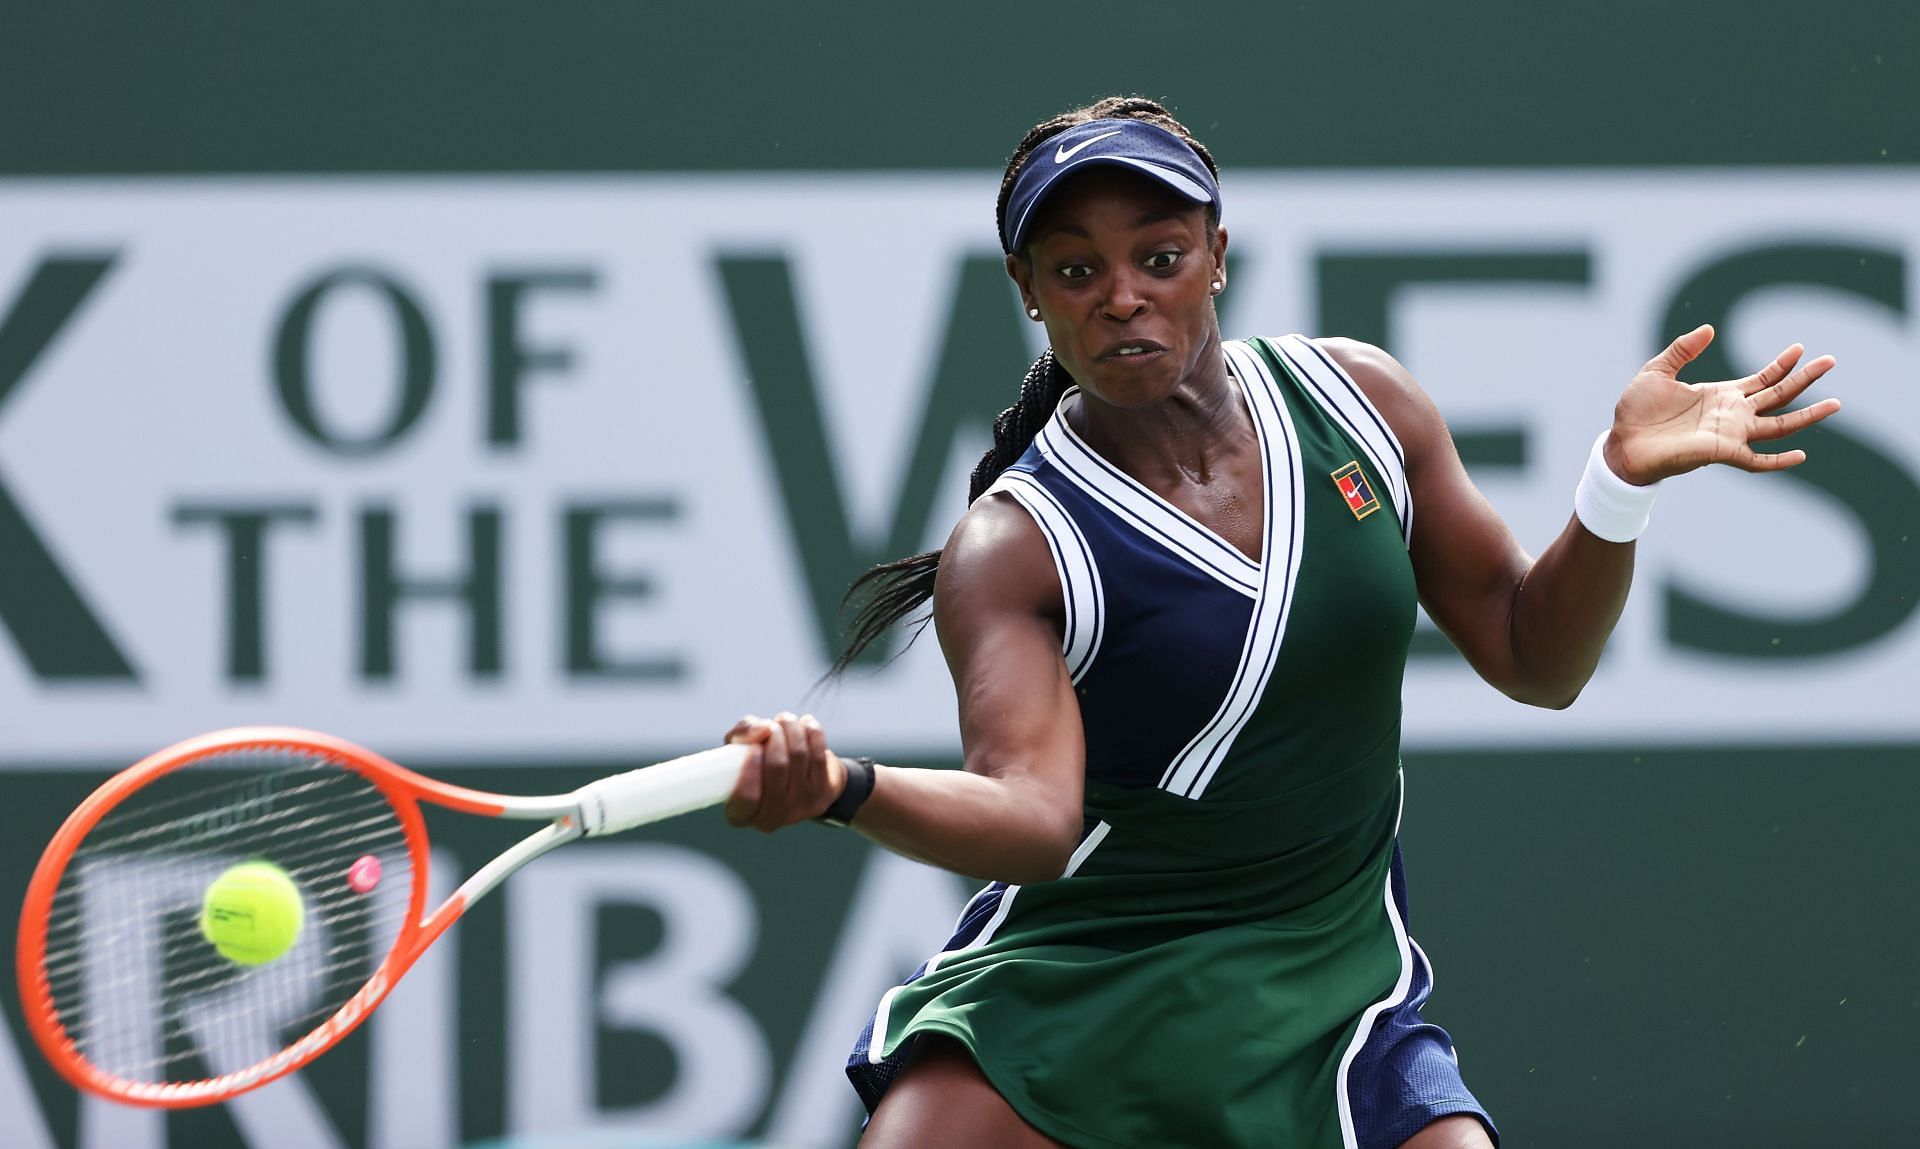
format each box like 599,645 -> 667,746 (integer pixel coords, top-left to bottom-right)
720,96 -> 1839,1148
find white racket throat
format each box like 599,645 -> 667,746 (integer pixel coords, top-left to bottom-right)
445,744 -> 749,911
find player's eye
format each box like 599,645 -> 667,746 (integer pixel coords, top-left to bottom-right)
1145,250 -> 1182,271
1057,263 -> 1093,281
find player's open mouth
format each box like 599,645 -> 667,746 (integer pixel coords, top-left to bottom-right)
1100,340 -> 1166,361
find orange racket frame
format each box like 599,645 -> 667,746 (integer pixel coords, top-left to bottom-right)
16,726 -> 746,1108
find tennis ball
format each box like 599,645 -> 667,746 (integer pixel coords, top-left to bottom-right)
199,860 -> 304,966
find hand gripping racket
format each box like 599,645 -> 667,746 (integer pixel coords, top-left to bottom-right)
15,726 -> 747,1108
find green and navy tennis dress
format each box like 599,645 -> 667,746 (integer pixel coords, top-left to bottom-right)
847,336 -> 1497,1148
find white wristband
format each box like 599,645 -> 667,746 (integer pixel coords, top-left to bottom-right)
1573,432 -> 1658,543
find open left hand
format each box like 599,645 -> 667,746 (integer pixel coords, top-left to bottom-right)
1606,323 -> 1841,485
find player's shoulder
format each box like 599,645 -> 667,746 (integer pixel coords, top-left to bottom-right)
1249,333 -> 1444,452
1231,332 -> 1408,397
935,484 -> 1062,617
1305,336 -> 1424,408
944,487 -> 1055,583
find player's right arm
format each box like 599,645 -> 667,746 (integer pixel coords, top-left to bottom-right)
723,493 -> 1087,885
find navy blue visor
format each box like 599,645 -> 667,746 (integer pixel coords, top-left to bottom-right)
1001,117 -> 1220,253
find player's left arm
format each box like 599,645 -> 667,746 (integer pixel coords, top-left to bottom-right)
1320,327 -> 1838,709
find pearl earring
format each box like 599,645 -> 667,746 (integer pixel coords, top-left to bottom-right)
1028,307 -> 1040,320
1211,281 -> 1223,292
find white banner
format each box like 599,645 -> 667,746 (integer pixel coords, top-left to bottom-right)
0,174 -> 1914,761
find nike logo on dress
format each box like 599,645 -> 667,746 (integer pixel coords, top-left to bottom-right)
1055,130 -> 1123,164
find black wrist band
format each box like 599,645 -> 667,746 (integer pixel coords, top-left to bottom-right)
817,755 -> 877,827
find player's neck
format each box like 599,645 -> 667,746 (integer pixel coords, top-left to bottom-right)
1069,346 -> 1248,489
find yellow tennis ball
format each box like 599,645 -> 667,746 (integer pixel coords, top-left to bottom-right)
199,861 -> 304,966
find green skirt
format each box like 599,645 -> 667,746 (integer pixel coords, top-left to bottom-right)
849,776 -> 1413,1148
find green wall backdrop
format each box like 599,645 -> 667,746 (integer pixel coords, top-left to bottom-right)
3,3 -> 1916,173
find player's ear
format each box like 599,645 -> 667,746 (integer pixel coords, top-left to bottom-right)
1005,252 -> 1038,317
1210,226 -> 1229,288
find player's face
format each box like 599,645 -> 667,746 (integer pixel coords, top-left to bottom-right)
1010,167 -> 1226,409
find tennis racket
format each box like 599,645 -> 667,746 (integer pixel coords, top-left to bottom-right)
14,726 -> 748,1108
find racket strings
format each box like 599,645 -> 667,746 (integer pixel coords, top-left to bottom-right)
63,756 -> 377,854
41,878 -> 416,999
38,835 -> 411,976
39,751 -> 416,1086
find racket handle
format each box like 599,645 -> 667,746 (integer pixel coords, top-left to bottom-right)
574,745 -> 750,837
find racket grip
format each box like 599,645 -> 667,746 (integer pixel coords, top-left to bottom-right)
574,745 -> 750,837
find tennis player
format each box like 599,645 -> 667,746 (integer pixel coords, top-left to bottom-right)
721,97 -> 1839,1149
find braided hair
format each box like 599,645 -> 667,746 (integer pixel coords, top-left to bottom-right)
832,97 -> 1221,674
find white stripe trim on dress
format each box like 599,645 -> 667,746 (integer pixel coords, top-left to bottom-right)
1335,772 -> 1412,1149
1158,340 -> 1307,797
987,470 -> 1106,683
1289,334 -> 1408,489
1273,334 -> 1412,545
867,820 -> 1113,1065
1035,402 -> 1261,599
1275,334 -> 1410,535
1405,938 -> 1457,1065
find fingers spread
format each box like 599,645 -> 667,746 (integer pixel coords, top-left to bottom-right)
1750,354 -> 1836,413
1750,397 -> 1843,442
1649,323 -> 1715,375
1732,447 -> 1809,473
1740,344 -> 1804,396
